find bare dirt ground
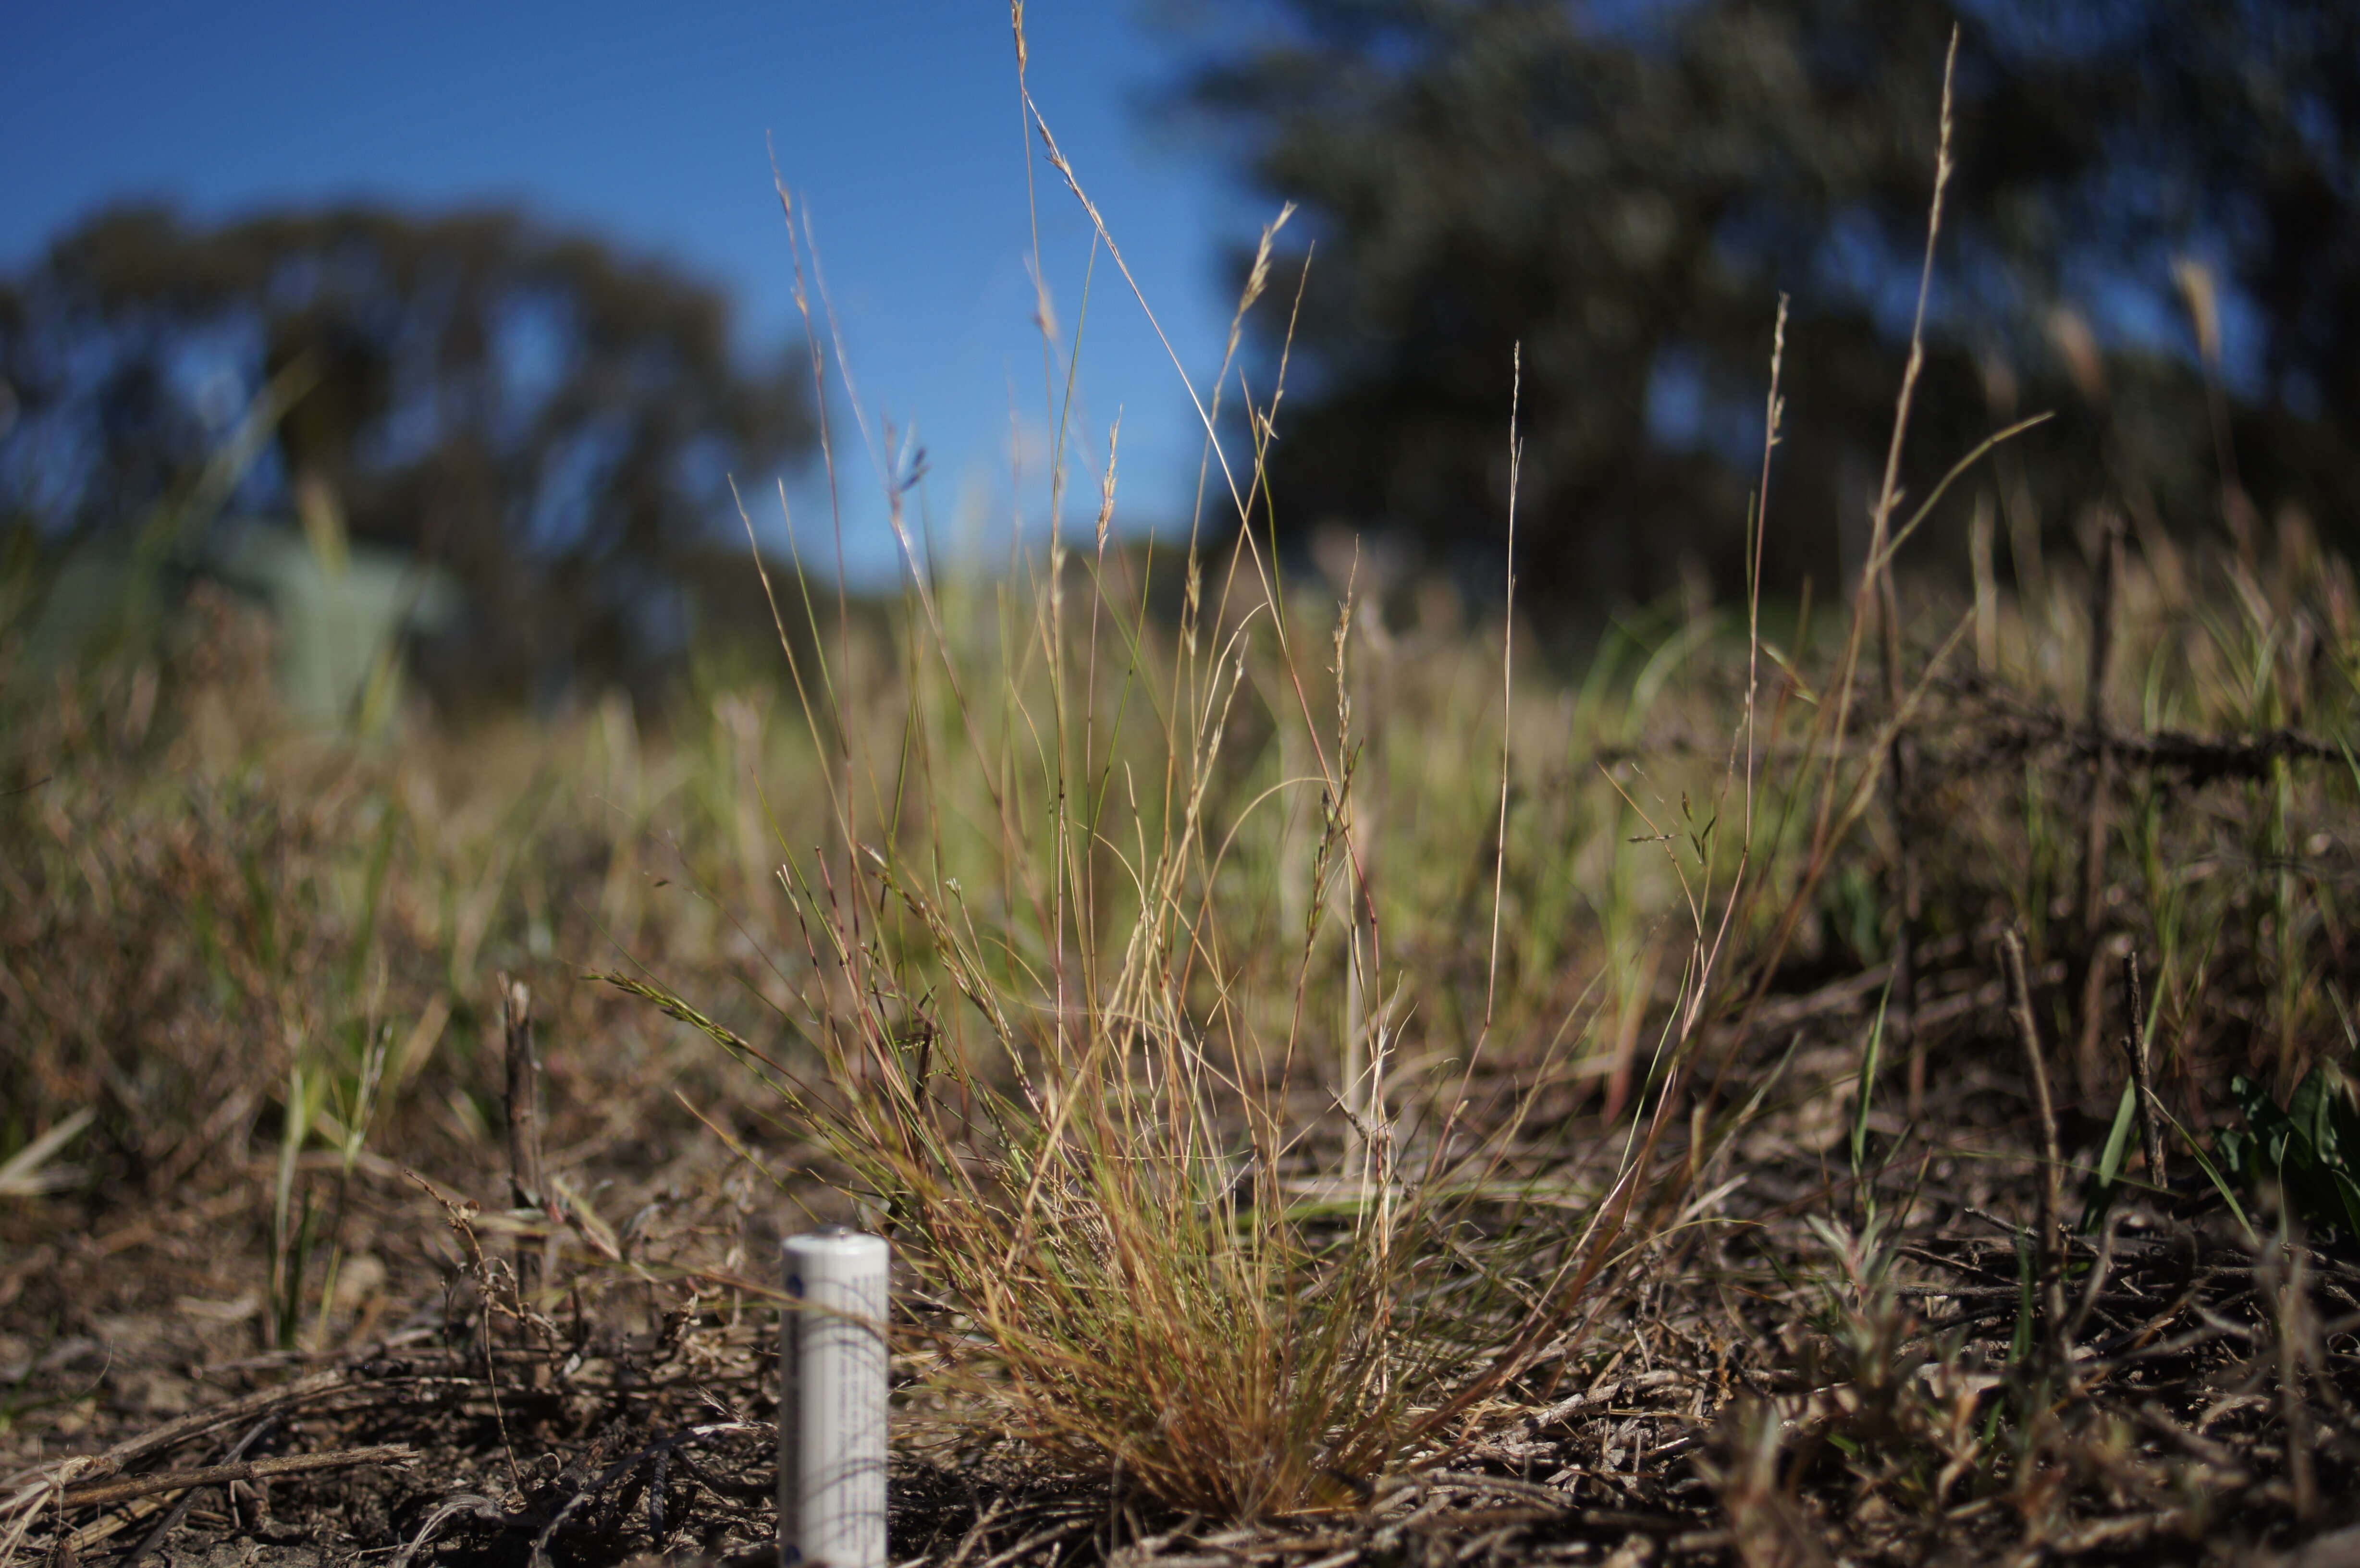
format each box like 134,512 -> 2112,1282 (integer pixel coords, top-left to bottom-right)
7,982 -> 2357,1568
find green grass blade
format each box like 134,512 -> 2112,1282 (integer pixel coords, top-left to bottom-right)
2154,1101 -> 2255,1240
2077,1079 -> 2138,1233
1850,976 -> 1893,1184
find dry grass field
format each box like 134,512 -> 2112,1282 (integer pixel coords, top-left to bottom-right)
6,47 -> 2360,1568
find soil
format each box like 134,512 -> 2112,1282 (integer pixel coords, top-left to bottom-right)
7,1028 -> 2359,1568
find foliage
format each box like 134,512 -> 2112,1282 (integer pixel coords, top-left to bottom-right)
0,202 -> 817,699
2218,1057 -> 2360,1243
1170,0 -> 2360,611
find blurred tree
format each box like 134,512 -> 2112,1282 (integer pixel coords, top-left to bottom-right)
0,203 -> 816,702
1171,0 -> 2360,620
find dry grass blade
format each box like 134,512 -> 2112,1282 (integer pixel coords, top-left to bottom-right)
0,1110 -> 92,1198
55,1445 -> 414,1511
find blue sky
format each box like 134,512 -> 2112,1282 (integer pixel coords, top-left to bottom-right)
0,2 -> 1264,581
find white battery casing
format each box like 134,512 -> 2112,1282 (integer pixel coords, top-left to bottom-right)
779,1228 -> 890,1568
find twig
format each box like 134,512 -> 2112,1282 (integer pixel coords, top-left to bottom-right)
1704,952 -> 2061,1049
2264,1233 -> 2320,1521
2130,1402 -> 2243,1473
58,1446 -> 412,1511
83,1366 -> 361,1472
502,974 -> 546,1301
1941,676 -> 2347,783
2091,724 -> 2339,780
527,1420 -> 760,1567
121,1416 -> 275,1566
2000,930 -> 2064,1339
391,1492 -> 511,1568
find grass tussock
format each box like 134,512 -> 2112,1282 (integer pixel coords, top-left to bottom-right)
604,192 -> 1758,1516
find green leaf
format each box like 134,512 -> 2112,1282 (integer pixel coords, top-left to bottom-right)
2234,1074 -> 2298,1170
2009,1235 -> 2036,1368
2077,1080 -> 2139,1234
342,806 -> 402,999
2217,1127 -> 2254,1182
1851,977 -> 1893,1183
2096,1079 -> 2136,1188
2335,1169 -> 2360,1242
2329,1087 -> 2360,1176
2230,1072 -> 2271,1126
2287,1067 -> 2334,1172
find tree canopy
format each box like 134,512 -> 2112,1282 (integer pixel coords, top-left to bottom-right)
1173,0 -> 2360,618
0,202 -> 816,699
